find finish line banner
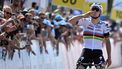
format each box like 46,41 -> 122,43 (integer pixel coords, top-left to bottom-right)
52,0 -> 85,10
52,0 -> 107,15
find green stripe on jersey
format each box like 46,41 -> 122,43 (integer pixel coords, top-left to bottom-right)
84,36 -> 104,41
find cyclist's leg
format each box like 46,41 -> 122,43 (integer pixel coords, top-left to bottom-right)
93,55 -> 106,69
76,49 -> 92,69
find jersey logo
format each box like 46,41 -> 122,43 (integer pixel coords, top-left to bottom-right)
87,24 -> 93,30
95,25 -> 101,28
95,29 -> 102,32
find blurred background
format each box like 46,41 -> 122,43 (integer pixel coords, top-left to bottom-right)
0,0 -> 122,69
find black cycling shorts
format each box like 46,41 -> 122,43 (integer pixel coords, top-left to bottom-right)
76,48 -> 105,69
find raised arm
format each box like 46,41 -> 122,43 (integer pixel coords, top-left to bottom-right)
68,11 -> 92,25
0,18 -> 13,28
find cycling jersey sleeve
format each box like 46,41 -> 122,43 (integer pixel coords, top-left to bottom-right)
103,23 -> 111,37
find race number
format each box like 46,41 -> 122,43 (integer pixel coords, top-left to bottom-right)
62,0 -> 77,5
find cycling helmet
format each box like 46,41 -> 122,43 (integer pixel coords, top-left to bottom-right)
54,15 -> 64,21
90,3 -> 103,13
90,3 -> 103,19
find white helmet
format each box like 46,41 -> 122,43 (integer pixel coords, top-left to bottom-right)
90,3 -> 103,12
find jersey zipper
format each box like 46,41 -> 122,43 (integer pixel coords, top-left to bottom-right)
92,25 -> 95,50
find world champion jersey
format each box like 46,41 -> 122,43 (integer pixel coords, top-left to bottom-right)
78,17 -> 111,50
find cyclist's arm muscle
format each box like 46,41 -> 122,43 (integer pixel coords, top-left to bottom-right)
68,11 -> 92,25
104,37 -> 111,59
68,15 -> 83,25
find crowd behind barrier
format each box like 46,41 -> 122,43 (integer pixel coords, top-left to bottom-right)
0,40 -> 121,69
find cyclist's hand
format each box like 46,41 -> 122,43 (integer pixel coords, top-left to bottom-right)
106,58 -> 112,68
82,11 -> 94,18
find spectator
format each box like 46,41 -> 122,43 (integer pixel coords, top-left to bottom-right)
10,0 -> 22,14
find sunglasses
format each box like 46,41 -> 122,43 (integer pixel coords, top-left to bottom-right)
40,17 -> 45,19
4,11 -> 12,15
91,7 -> 100,12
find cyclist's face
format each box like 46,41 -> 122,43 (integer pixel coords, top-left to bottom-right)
90,7 -> 101,18
3,9 -> 12,18
39,14 -> 46,20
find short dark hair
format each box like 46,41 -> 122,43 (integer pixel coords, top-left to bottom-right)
32,2 -> 37,8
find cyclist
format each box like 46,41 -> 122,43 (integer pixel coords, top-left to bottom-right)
69,3 -> 112,69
